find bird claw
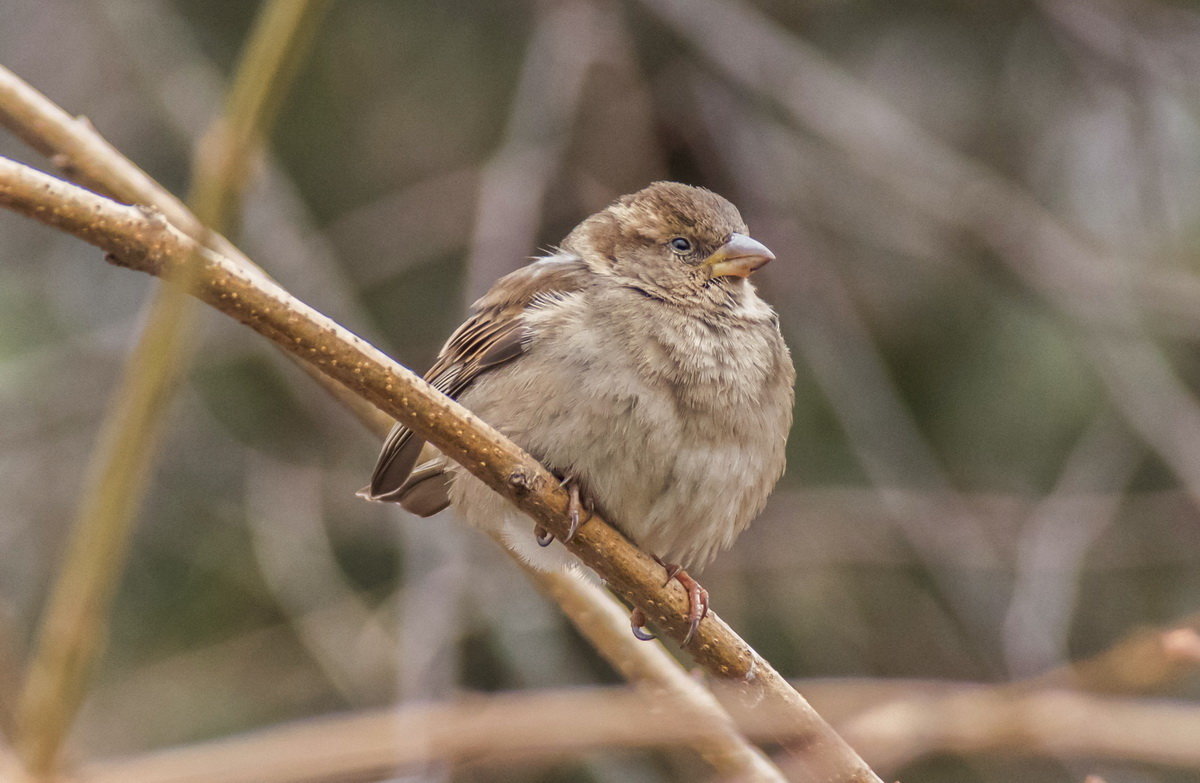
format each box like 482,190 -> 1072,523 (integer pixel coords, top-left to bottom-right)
627,563 -> 710,644
629,608 -> 656,641
660,561 -> 709,645
532,473 -> 590,547
560,472 -> 591,543
566,506 -> 582,542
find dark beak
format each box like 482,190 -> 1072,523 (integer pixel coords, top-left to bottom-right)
703,233 -> 775,278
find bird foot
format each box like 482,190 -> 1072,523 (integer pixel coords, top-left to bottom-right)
629,608 -> 656,641
629,558 -> 710,645
655,556 -> 709,645
560,472 -> 591,542
531,472 -> 591,546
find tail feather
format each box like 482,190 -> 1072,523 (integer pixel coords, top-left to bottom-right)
361,439 -> 452,517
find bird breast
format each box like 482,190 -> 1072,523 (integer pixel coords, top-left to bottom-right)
458,284 -> 794,570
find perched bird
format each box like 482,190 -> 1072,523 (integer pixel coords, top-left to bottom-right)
363,182 -> 794,642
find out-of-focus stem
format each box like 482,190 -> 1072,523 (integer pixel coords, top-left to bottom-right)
494,536 -> 785,781
0,155 -> 885,783
11,1 -> 330,775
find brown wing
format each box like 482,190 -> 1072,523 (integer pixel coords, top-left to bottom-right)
363,256 -> 591,508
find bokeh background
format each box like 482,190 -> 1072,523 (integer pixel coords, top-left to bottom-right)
3,0 -> 1200,781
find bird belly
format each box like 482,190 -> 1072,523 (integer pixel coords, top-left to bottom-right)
450,340 -> 785,571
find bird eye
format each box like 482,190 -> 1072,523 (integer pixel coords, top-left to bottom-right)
669,237 -> 693,253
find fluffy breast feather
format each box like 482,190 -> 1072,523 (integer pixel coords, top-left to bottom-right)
451,280 -> 794,569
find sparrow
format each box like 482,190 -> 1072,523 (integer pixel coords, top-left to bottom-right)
363,182 -> 795,643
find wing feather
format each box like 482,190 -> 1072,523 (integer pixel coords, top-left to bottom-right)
364,256 -> 590,508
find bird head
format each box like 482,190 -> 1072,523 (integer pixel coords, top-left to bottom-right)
561,182 -> 775,305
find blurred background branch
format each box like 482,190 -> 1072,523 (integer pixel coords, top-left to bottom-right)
65,679 -> 1200,783
11,1 -> 330,777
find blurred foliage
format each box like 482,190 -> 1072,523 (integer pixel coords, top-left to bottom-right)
3,0 -> 1200,780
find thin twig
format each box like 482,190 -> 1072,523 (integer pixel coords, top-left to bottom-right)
0,156 -> 884,783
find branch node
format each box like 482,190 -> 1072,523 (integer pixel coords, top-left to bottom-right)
49,153 -> 76,176
135,203 -> 168,225
507,465 -> 543,496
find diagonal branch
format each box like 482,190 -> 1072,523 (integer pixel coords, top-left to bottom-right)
0,155 -> 883,783
0,64 -> 789,782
